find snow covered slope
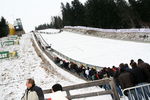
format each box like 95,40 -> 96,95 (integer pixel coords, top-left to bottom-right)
0,33 -> 81,100
41,31 -> 150,67
38,29 -> 60,33
0,33 -> 113,100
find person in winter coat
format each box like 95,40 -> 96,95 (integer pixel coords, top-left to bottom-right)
131,62 -> 150,100
118,65 -> 135,89
85,67 -> 90,79
118,65 -> 136,100
131,62 -> 149,84
21,78 -> 44,100
47,84 -> 68,100
138,59 -> 150,72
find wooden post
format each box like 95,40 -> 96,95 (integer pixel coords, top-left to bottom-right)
109,78 -> 120,100
66,90 -> 71,100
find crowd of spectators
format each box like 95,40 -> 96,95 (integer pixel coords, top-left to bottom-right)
54,57 -> 150,99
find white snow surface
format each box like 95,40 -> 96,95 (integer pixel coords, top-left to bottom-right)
41,30 -> 150,67
38,29 -> 60,33
0,33 -> 113,100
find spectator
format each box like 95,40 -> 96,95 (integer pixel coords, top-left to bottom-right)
113,67 -> 123,97
89,67 -> 97,80
85,67 -> 90,79
54,57 -> 61,64
138,59 -> 150,72
47,84 -> 68,100
131,62 -> 150,100
130,59 -> 135,66
112,66 -> 118,72
118,64 -> 136,100
21,78 -> 44,100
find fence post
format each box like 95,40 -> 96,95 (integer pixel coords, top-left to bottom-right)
66,90 -> 71,100
109,78 -> 120,100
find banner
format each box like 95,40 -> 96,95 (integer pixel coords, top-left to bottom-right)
0,51 -> 9,59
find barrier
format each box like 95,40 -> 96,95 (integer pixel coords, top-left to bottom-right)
44,78 -> 120,100
0,35 -> 20,47
8,35 -> 19,40
122,84 -> 150,100
0,51 -> 9,59
0,40 -> 20,47
9,51 -> 18,58
0,51 -> 18,59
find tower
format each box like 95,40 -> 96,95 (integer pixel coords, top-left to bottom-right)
14,18 -> 23,31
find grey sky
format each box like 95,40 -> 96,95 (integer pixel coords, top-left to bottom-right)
0,0 -> 87,32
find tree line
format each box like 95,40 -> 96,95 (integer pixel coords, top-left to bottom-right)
35,16 -> 63,30
36,0 -> 150,30
0,17 -> 9,38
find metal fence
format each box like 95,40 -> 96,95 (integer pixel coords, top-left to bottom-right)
122,83 -> 150,100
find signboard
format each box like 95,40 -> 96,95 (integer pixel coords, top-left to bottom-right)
9,51 -> 18,58
2,41 -> 15,46
0,51 -> 18,59
0,51 -> 9,59
8,35 -> 19,40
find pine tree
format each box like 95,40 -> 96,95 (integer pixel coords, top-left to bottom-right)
0,17 -> 9,38
71,0 -> 85,26
116,0 -> 135,28
85,0 -> 121,28
129,0 -> 150,27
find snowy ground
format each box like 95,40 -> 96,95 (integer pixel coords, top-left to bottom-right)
65,26 -> 150,33
0,33 -> 113,100
38,29 -> 60,33
0,33 -> 77,100
40,30 -> 150,67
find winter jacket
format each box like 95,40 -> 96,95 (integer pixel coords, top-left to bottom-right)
138,63 -> 150,82
21,86 -> 44,100
138,62 -> 150,72
131,67 -> 148,84
47,91 -> 68,100
85,69 -> 89,76
118,71 -> 134,89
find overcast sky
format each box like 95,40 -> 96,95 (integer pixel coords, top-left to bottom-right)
0,0 -> 87,32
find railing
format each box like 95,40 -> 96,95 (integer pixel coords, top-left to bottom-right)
34,32 -> 103,71
0,35 -> 20,47
122,83 -> 150,100
43,78 -> 120,100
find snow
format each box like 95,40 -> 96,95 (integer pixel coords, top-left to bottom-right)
40,31 -> 150,67
38,29 -> 60,33
65,26 -> 150,33
0,33 -> 78,100
0,33 -> 113,100
32,32 -> 113,100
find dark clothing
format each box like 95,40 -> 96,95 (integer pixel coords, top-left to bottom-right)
22,86 -> 44,100
131,67 -> 149,84
138,62 -> 150,72
118,71 -> 134,89
89,69 -> 97,76
138,62 -> 150,82
113,70 -> 120,86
